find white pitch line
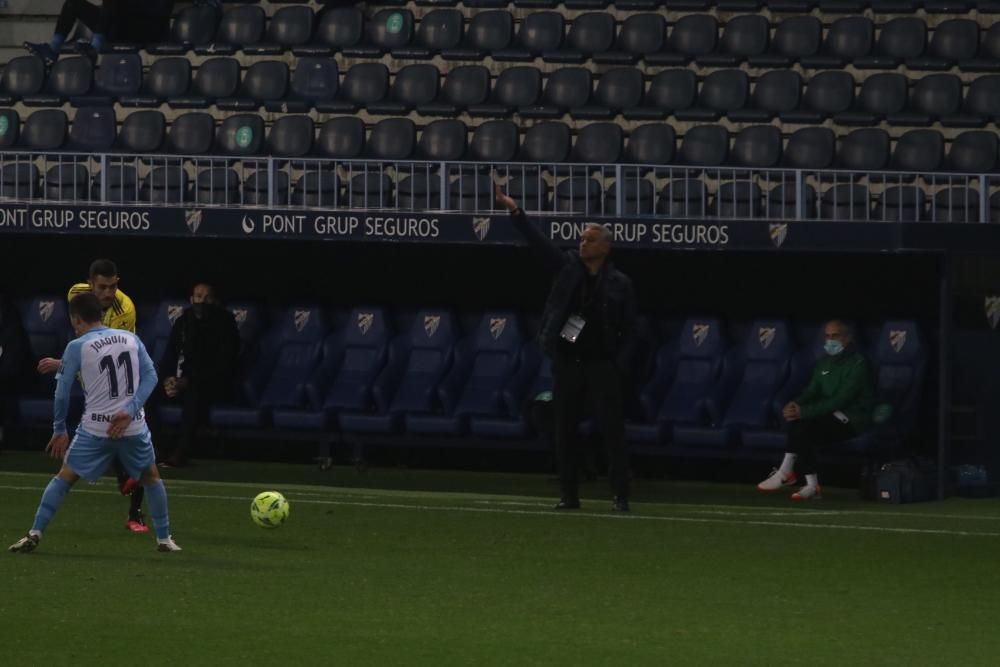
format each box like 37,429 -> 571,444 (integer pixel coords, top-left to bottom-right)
1,484 -> 998,538
2,470 -> 999,522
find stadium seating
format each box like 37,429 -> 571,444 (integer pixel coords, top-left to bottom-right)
339,309 -> 457,434
15,297 -> 70,425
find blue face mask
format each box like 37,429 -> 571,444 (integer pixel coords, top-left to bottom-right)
824,340 -> 845,356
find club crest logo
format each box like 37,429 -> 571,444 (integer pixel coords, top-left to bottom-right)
185,209 -> 202,234
889,330 -> 907,353
769,223 -> 788,249
758,327 -> 777,349
38,301 -> 55,322
424,315 -> 441,338
473,217 -> 491,241
692,323 -> 711,347
231,308 -> 248,326
357,312 -> 375,335
167,305 -> 185,324
294,309 -> 312,333
985,296 -> 1000,330
489,317 -> 507,340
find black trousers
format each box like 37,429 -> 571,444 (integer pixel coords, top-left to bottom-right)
55,0 -> 171,42
166,380 -> 226,464
553,356 -> 629,501
787,415 -> 857,476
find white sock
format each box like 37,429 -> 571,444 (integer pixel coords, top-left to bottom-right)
28,529 -> 41,538
778,453 -> 797,476
805,474 -> 819,489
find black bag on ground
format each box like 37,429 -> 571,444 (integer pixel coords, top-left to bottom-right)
875,458 -> 936,504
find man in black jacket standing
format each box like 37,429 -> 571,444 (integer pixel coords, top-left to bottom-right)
158,282 -> 240,468
496,185 -> 638,512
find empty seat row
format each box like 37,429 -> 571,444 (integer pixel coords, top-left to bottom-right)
9,54 -> 1000,131
4,108 -> 1000,174
122,7 -> 1000,72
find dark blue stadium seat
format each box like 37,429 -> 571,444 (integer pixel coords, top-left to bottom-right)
802,16 -> 873,69
0,56 -> 46,105
218,60 -> 290,112
318,62 -> 388,114
406,312 -> 523,435
76,53 -> 141,106
368,64 -> 440,115
651,14 -> 717,66
699,15 -> 769,67
626,319 -> 721,443
468,66 -> 540,117
730,70 -> 801,123
121,57 -> 190,108
246,5 -> 315,55
417,65 -> 490,117
393,9 -> 463,59
169,57 -> 240,109
597,13 -> 665,65
143,299 -> 191,375
856,17 -> 926,70
150,4 -> 219,55
839,321 -> 926,453
15,297 -> 70,424
306,7 -> 364,55
469,341 -> 547,439
520,67 -> 592,119
496,11 -> 564,61
197,5 -> 266,55
908,19 -> 978,70
625,69 -> 695,121
443,11 -> 512,60
1,109 -> 67,200
287,57 -> 338,112
673,321 -> 792,448
273,306 -> 391,431
545,12 -> 615,63
750,16 -> 821,68
339,310 -> 457,434
210,306 -> 328,428
315,116 -> 365,159
23,56 -> 93,107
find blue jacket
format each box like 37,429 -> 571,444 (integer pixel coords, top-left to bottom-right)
510,209 -> 638,373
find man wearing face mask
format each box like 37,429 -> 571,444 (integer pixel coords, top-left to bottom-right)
158,282 -> 240,468
757,320 -> 874,500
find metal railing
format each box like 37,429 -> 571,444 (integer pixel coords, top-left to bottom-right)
0,150 -> 995,223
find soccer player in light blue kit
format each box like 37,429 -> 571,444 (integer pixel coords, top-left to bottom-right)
9,293 -> 181,553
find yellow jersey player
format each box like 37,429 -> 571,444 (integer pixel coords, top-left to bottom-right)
37,259 -> 149,533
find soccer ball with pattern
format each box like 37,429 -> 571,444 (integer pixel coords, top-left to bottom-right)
251,491 -> 290,528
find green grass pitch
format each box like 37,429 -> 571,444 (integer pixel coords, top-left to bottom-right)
2,451 -> 1000,666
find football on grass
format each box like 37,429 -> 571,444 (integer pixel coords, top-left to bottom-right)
251,491 -> 290,528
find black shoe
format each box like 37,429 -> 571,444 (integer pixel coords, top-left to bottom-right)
612,497 -> 630,512
24,42 -> 57,66
554,499 -> 581,510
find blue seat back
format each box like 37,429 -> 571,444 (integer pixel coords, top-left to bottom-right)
456,312 -> 522,416
723,320 -> 792,428
259,305 -> 327,408
323,306 -> 389,410
871,320 -> 925,429
18,296 -> 69,394
390,309 -> 456,413
659,318 -> 725,423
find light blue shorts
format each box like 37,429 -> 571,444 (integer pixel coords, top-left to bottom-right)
64,428 -> 156,483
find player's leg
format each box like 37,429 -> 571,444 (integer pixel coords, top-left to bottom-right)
9,429 -> 108,553
119,431 -> 181,552
113,457 -> 148,532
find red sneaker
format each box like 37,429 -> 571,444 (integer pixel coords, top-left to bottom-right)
125,517 -> 150,533
119,478 -> 140,496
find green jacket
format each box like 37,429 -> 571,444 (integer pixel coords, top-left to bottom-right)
797,349 -> 874,432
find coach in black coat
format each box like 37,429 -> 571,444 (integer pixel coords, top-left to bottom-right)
496,185 -> 638,512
